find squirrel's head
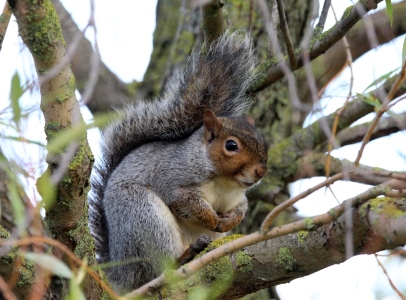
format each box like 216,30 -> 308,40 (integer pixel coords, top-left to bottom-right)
203,109 -> 268,189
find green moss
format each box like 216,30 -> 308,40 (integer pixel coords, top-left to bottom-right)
297,230 -> 308,244
0,225 -> 10,239
251,60 -> 273,91
55,74 -> 76,103
16,258 -> 35,287
303,218 -> 316,231
342,6 -> 354,19
44,121 -> 62,142
276,247 -> 298,272
0,14 -> 6,23
198,234 -> 244,255
0,227 -> 19,266
175,234 -> 244,298
126,80 -> 140,98
359,197 -> 406,220
68,201 -> 96,265
328,208 -> 338,219
235,252 -> 253,273
69,138 -> 93,170
19,0 -> 65,64
197,235 -> 238,282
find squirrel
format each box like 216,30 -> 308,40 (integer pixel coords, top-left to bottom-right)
88,33 -> 268,294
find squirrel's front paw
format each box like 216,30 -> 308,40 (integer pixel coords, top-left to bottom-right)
214,212 -> 243,232
200,212 -> 220,231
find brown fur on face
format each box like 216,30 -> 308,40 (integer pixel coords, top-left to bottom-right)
203,109 -> 268,188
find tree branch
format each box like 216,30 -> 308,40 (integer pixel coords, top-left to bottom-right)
296,152 -> 406,186
0,2 -> 11,51
129,183 -> 406,299
316,0 -> 331,30
335,111 -> 406,147
202,0 -> 225,44
303,0 -> 406,99
275,0 -> 296,68
253,0 -> 383,92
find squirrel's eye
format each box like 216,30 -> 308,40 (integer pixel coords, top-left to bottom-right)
225,140 -> 238,151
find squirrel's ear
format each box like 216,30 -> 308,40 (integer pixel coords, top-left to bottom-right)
246,117 -> 255,126
203,109 -> 222,143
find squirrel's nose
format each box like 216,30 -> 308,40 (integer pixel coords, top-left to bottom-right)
255,165 -> 267,179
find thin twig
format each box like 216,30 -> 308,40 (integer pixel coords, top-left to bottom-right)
316,0 -> 331,29
275,0 -> 297,68
355,61 -> 406,164
325,3 -> 354,179
258,0 -> 308,122
253,0 -> 383,92
335,111 -> 406,147
80,0 -> 101,105
260,173 -> 343,232
375,254 -> 406,300
0,276 -> 17,300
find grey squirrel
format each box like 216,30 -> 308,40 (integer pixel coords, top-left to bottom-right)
88,33 -> 268,294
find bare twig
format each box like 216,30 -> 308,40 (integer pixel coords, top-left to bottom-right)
260,173 -> 344,232
325,3 -> 354,179
0,276 -> 17,300
355,61 -> 406,164
80,0 -> 101,105
258,0 -> 308,123
253,0 -> 383,92
375,254 -> 406,300
275,0 -> 297,68
316,0 -> 331,30
335,111 -> 406,147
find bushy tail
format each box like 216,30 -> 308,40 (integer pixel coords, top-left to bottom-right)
89,32 -> 257,263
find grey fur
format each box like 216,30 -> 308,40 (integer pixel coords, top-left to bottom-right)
88,33 -> 258,293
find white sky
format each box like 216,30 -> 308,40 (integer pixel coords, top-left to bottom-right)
0,1 -> 405,299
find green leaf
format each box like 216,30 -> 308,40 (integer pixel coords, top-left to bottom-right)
37,169 -> 57,210
4,135 -> 46,147
8,180 -> 24,225
24,252 -> 73,278
66,260 -> 87,300
402,35 -> 406,65
66,277 -> 86,300
357,93 -> 382,108
362,68 -> 399,93
47,112 -> 116,154
385,0 -> 393,27
10,72 -> 24,127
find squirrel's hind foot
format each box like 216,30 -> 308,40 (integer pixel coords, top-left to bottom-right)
177,235 -> 212,265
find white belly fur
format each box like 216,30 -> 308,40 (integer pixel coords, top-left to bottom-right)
200,177 -> 246,214
177,177 -> 246,250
